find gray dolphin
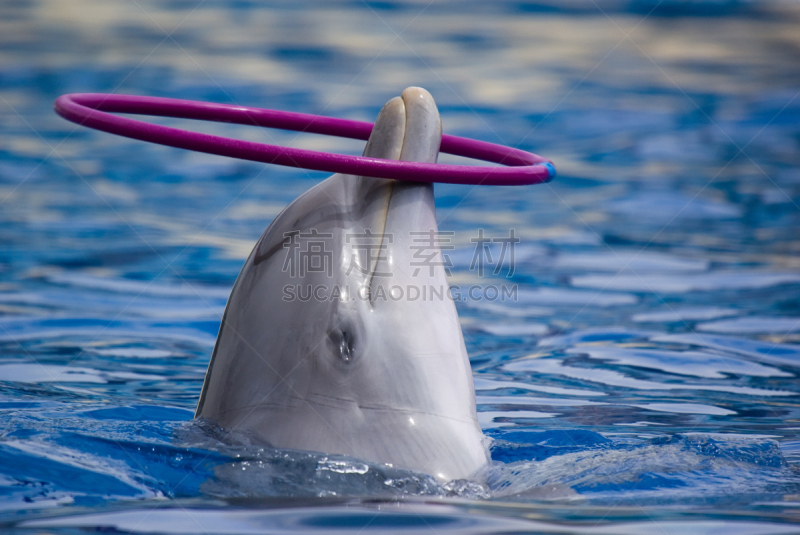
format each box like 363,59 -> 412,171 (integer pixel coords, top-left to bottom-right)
196,87 -> 489,482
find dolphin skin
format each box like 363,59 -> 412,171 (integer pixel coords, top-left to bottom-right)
196,87 -> 489,482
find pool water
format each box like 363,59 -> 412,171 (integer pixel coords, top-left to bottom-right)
2,0 -> 800,532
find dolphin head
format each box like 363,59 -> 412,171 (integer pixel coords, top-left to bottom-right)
196,88 -> 488,482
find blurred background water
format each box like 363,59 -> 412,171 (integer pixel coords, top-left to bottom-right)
2,0 -> 800,533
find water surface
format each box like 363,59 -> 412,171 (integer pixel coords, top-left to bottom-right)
1,0 -> 800,532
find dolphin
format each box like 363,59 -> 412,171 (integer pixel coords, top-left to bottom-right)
196,87 -> 489,482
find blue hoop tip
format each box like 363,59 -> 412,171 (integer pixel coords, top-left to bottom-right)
543,162 -> 557,181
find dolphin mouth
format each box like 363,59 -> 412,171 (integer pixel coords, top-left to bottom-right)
365,179 -> 395,302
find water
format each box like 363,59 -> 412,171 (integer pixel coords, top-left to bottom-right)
2,0 -> 800,532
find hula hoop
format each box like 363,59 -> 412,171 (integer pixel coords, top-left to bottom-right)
54,93 -> 555,186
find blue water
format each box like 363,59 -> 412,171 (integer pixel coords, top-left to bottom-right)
2,0 -> 800,532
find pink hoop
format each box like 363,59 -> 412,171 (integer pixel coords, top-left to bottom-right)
54,93 -> 555,186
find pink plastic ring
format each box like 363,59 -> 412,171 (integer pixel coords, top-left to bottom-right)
54,93 -> 555,186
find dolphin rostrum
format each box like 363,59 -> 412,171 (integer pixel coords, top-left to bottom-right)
196,87 -> 489,482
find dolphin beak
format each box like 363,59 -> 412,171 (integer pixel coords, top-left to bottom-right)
357,87 -> 443,303
397,87 -> 442,165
